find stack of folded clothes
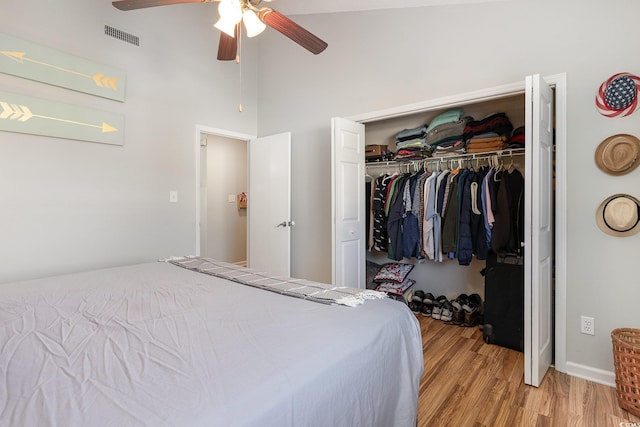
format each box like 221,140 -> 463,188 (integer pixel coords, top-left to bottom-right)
394,124 -> 431,161
462,112 -> 514,154
424,109 -> 472,157
463,112 -> 514,141
465,134 -> 508,153
507,126 -> 525,148
431,139 -> 467,157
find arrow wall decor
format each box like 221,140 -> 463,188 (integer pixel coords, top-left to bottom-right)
0,32 -> 126,102
0,90 -> 124,146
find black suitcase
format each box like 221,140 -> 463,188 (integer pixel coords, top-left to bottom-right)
482,251 -> 524,352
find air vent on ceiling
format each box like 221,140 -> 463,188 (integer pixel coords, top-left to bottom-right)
104,25 -> 140,46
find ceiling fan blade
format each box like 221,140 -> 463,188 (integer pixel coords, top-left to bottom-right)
217,24 -> 240,61
259,9 -> 328,55
112,0 -> 210,11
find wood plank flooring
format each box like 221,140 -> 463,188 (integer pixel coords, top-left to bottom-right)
416,314 -> 640,426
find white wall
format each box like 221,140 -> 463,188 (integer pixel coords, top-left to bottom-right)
0,0 -> 258,282
255,1 -> 640,380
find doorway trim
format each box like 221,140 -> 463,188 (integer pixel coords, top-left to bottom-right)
346,73 -> 567,375
194,124 -> 256,256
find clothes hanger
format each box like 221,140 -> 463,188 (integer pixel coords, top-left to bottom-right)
492,154 -> 503,181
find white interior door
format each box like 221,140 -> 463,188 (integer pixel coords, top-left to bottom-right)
331,117 -> 366,288
248,132 -> 291,276
524,74 -> 554,387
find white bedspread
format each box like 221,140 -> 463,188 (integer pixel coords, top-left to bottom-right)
0,262 -> 423,427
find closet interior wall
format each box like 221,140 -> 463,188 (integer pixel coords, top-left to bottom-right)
364,93 -> 526,301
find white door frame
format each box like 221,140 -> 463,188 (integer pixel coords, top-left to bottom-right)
194,125 -> 256,256
346,73 -> 568,375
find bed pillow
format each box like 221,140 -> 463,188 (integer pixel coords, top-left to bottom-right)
373,262 -> 414,283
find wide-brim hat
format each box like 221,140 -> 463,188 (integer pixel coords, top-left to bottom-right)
594,134 -> 640,175
596,194 -> 640,237
596,72 -> 640,117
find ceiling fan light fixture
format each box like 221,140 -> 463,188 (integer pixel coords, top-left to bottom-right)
218,0 -> 242,24
214,16 -> 238,37
242,9 -> 266,38
215,0 -> 242,37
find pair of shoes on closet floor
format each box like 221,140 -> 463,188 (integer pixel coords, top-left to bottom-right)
420,292 -> 436,317
409,290 -> 424,313
431,295 -> 451,321
450,293 -> 468,325
440,300 -> 455,323
462,293 -> 483,327
409,290 -> 432,316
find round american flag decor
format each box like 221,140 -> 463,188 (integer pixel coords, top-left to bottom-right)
596,72 -> 640,117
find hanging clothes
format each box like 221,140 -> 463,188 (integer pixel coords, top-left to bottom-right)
457,169 -> 474,266
401,172 -> 425,261
422,172 -> 438,260
365,147 -> 524,266
370,174 -> 394,252
366,179 -> 372,249
417,172 -> 429,260
434,169 -> 450,262
387,174 -> 409,261
441,171 -> 461,257
470,166 -> 490,260
491,167 -> 525,255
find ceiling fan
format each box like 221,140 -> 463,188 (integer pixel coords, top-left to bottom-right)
112,0 -> 328,61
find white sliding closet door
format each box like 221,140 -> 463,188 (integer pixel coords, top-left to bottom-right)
524,74 -> 554,387
331,117 -> 366,288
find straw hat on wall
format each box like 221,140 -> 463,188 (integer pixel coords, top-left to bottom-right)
596,194 -> 640,237
594,134 -> 640,176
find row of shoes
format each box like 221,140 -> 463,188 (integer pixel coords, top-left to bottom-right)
409,291 -> 483,327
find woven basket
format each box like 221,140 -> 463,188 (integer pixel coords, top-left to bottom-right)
612,328 -> 640,417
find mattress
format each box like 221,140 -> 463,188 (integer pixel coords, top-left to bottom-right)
0,261 -> 423,427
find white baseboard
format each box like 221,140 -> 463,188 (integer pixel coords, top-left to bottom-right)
565,361 -> 616,387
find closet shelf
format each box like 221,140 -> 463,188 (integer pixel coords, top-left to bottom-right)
365,147 -> 525,169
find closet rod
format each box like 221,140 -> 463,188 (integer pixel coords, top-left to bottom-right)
364,147 -> 525,168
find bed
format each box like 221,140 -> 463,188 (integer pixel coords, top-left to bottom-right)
0,257 -> 423,427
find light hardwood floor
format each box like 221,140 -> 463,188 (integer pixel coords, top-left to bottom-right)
416,315 -> 640,426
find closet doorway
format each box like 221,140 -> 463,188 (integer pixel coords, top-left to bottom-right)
194,125 -> 293,276
332,73 -> 567,388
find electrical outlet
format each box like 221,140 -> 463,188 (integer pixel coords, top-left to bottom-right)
581,316 -> 595,335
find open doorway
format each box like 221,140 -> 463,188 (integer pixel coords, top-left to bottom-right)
194,125 -> 292,276
196,125 -> 255,265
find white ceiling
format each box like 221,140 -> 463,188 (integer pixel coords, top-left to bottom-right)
269,0 -> 511,16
